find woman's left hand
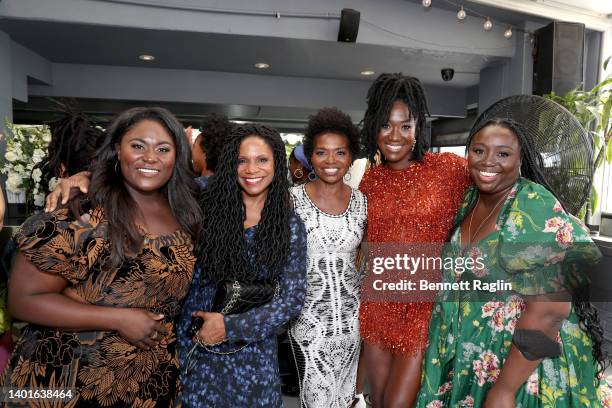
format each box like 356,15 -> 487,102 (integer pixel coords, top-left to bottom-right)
193,311 -> 226,344
483,385 -> 515,408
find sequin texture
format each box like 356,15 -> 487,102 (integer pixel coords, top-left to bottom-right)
358,152 -> 471,355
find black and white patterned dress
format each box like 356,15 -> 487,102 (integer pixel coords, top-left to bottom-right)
289,184 -> 367,408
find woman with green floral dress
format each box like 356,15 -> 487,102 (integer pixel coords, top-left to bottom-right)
416,118 -> 610,408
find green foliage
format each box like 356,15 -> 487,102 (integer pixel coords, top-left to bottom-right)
544,56 -> 612,217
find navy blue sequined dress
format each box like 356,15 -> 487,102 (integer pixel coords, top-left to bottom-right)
177,213 -> 307,407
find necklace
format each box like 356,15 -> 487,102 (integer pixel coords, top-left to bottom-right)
466,190 -> 511,246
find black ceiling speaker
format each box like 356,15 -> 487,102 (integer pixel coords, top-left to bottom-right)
338,8 -> 360,42
533,21 -> 585,96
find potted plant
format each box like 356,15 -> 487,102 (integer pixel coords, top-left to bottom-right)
544,56 -> 612,230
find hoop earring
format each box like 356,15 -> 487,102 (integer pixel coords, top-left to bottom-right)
114,160 -> 120,174
343,172 -> 352,182
294,168 -> 304,179
308,171 -> 316,181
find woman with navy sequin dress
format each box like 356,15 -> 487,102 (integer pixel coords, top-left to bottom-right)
176,124 -> 307,407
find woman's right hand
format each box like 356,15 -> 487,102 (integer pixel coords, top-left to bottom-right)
113,308 -> 168,350
44,171 -> 91,212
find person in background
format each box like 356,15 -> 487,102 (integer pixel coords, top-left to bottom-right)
358,73 -> 471,407
177,124 -> 307,407
288,107 -> 367,408
289,144 -> 311,185
191,113 -> 234,187
36,101 -> 104,195
3,107 -> 201,407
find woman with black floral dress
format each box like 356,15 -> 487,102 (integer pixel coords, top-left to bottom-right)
3,107 -> 201,407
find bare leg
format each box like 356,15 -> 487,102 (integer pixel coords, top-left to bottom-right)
356,342 -> 366,394
364,342 -> 393,408
352,343 -> 367,407
383,351 -> 424,408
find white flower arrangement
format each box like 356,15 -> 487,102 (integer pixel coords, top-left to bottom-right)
0,121 -> 51,212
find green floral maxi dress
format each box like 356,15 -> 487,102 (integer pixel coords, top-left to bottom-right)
416,178 -> 611,408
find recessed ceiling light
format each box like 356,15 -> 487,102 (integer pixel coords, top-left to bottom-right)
139,54 -> 155,61
254,62 -> 270,69
360,70 -> 375,76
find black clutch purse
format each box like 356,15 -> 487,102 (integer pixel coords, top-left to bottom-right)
188,280 -> 279,338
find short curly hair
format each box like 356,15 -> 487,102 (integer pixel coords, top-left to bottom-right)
303,107 -> 360,163
199,113 -> 234,172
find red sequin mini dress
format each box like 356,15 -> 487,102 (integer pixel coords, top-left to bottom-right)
358,152 -> 471,355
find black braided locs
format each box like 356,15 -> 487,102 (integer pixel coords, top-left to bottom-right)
197,124 -> 292,285
199,113 -> 235,173
467,119 -> 609,381
361,73 -> 431,165
36,101 -> 104,193
573,286 -> 609,382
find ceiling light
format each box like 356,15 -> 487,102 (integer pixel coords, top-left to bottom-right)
360,70 -> 375,76
457,6 -> 467,20
483,18 -> 493,31
422,0 -> 432,7
504,26 -> 513,39
254,62 -> 270,69
138,54 -> 155,61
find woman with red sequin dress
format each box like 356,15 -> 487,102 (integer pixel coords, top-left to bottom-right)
358,73 -> 471,407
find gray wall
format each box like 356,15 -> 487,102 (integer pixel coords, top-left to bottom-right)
1,31 -> 12,225
478,21 -> 546,113
11,41 -> 52,103
0,32 -> 13,129
26,63 -> 468,119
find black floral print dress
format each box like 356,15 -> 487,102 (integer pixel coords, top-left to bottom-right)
3,205 -> 196,407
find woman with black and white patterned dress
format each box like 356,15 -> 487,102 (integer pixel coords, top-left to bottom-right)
289,107 -> 367,408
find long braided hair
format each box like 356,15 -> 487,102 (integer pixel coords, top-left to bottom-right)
197,124 -> 292,284
467,118 -> 608,379
361,73 -> 430,165
36,102 -> 104,194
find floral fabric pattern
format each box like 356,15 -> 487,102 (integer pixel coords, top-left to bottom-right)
416,178 -> 607,407
176,213 -> 307,407
3,205 -> 196,407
